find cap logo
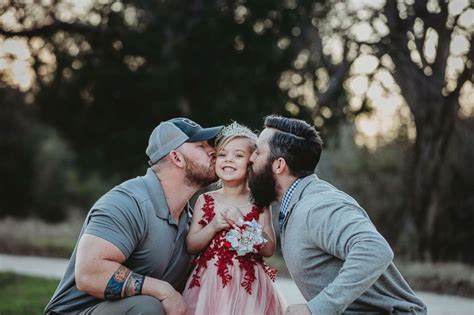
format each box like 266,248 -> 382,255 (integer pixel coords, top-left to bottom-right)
181,118 -> 200,128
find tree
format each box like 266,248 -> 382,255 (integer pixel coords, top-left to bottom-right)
286,0 -> 473,258
0,0 -> 329,177
1,1 -> 473,258
361,0 -> 472,258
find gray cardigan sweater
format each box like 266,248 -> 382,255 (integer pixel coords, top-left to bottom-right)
281,175 -> 427,315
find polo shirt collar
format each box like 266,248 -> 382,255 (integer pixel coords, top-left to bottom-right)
142,168 -> 191,227
142,168 -> 170,220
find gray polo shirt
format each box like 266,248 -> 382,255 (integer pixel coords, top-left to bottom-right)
44,168 -> 192,314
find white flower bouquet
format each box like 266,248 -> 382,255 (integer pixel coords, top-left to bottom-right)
224,218 -> 267,256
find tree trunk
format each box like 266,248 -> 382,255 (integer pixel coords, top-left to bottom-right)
382,0 -> 469,260
391,66 -> 459,259
409,114 -> 456,259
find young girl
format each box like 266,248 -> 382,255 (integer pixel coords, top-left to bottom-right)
182,122 -> 286,314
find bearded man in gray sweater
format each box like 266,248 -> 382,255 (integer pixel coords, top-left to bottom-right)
248,115 -> 427,315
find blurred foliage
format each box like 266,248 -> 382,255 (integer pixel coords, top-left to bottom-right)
317,124 -> 409,247
0,86 -> 113,221
318,120 -> 474,263
0,87 -> 36,218
431,119 -> 474,262
0,0 -> 332,178
318,124 -> 408,245
30,125 -> 75,221
0,0 -> 473,261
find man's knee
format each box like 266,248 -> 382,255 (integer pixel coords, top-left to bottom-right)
127,295 -> 165,315
82,295 -> 165,315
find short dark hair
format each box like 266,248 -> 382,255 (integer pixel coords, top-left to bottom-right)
264,115 -> 323,178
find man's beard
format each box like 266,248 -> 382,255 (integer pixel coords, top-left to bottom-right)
248,159 -> 278,208
183,156 -> 218,188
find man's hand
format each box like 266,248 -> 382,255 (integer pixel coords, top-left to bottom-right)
160,286 -> 187,315
285,303 -> 311,315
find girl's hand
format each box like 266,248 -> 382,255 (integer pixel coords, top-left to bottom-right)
211,212 -> 230,232
222,206 -> 244,226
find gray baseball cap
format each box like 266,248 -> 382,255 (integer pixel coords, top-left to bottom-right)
146,117 -> 223,164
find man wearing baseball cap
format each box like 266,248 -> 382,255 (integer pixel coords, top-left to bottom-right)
45,118 -> 223,315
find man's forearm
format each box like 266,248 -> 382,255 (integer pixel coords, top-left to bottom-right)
103,265 -> 179,301
77,262 -> 175,302
75,234 -> 181,305
104,265 -> 145,300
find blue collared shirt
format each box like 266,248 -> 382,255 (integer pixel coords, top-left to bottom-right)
278,178 -> 302,230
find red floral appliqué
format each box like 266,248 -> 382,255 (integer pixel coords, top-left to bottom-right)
189,194 -> 277,294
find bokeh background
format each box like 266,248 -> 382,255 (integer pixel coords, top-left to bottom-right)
1,0 -> 473,310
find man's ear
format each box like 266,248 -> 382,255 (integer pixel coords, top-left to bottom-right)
168,150 -> 186,168
272,158 -> 287,175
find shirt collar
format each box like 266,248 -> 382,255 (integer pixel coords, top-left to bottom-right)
280,178 -> 302,215
142,168 -> 190,226
142,168 -> 170,219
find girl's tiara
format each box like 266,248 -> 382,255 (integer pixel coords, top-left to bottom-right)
216,121 -> 257,143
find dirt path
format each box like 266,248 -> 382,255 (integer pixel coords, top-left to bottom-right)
1,254 -> 473,314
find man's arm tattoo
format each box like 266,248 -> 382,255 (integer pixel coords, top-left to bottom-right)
104,266 -> 131,300
124,272 -> 145,297
104,266 -> 145,300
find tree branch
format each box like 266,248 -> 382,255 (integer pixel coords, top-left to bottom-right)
384,0 -> 428,118
429,2 -> 451,91
0,20 -> 122,38
413,29 -> 429,69
316,59 -> 353,106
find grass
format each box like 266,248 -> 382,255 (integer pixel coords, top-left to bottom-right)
0,273 -> 59,315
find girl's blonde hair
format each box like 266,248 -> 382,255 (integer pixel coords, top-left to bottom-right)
215,121 -> 258,151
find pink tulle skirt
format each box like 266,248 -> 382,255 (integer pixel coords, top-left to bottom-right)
183,257 -> 287,315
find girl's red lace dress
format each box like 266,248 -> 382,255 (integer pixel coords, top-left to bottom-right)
182,194 -> 286,315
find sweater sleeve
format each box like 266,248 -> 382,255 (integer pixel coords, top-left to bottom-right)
305,202 -> 394,315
